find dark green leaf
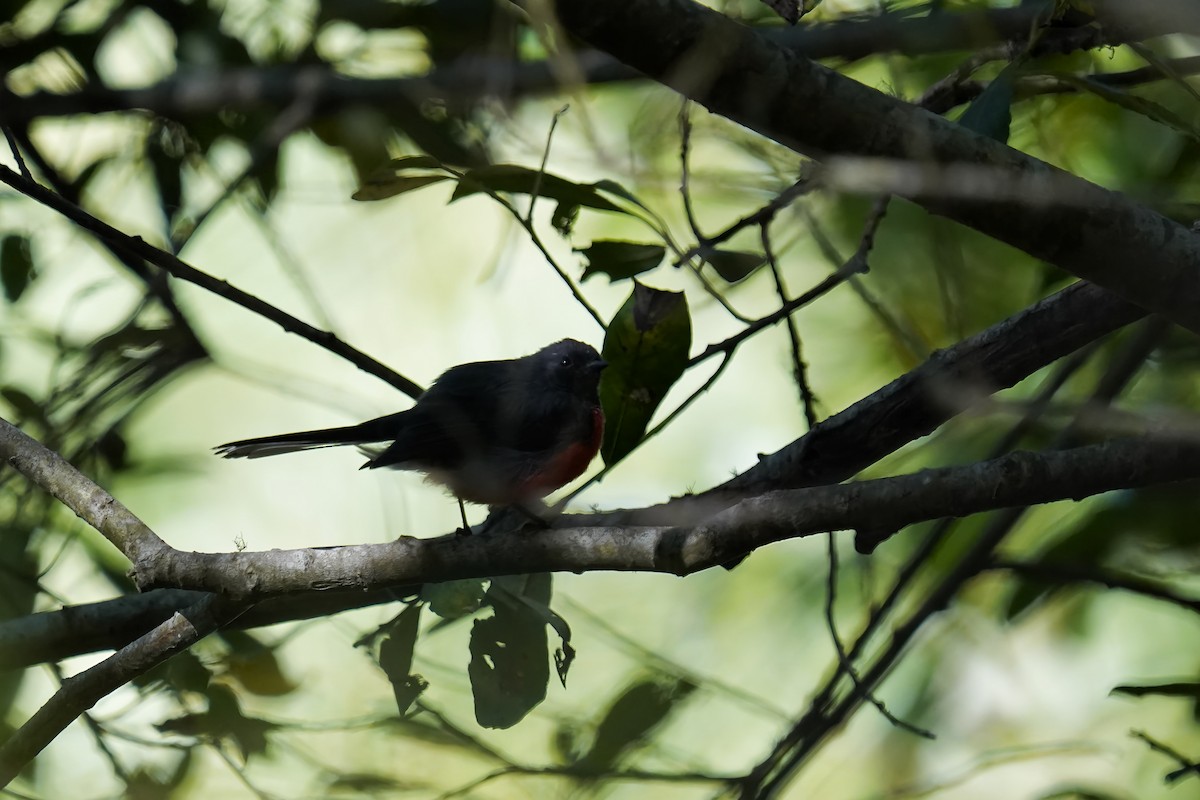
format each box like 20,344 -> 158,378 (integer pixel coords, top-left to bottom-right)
1112,682 -> 1200,700
592,179 -> 654,213
552,202 -> 579,235
219,631 -> 297,697
133,651 -> 212,694
578,240 -> 665,282
376,604 -> 427,715
353,174 -> 452,202
575,678 -> 696,771
1,236 -> 34,303
703,249 -> 766,283
124,752 -> 193,800
958,63 -> 1017,143
96,428 -> 128,471
422,579 -> 487,619
352,154 -> 452,201
490,573 -> 553,606
599,283 -> 692,464
1,387 -> 43,423
451,165 -> 625,213
489,575 -> 574,686
158,685 -> 276,759
552,723 -> 583,765
469,575 -> 554,729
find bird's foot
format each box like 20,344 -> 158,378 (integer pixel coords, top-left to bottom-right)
480,501 -> 551,534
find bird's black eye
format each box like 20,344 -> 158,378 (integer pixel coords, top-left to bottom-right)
560,356 -> 573,368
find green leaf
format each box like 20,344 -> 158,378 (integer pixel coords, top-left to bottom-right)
552,202 -> 579,236
489,575 -> 574,687
703,249 -> 766,283
1054,73 -> 1200,144
422,579 -> 486,620
1006,486 -> 1200,619
958,63 -> 1017,143
1,387 -> 43,423
592,179 -> 654,213
158,685 -> 277,759
599,283 -> 692,464
469,575 -> 554,729
133,651 -> 212,694
450,165 -> 626,213
578,240 -> 665,282
575,678 -> 696,772
1,235 -> 34,303
1112,682 -> 1200,700
352,174 -> 451,201
376,605 -> 427,715
351,155 -> 451,201
218,631 -> 297,697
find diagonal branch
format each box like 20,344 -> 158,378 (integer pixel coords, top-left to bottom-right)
0,164 -> 423,399
544,0 -> 1200,336
0,417 -> 168,565
0,595 -> 232,787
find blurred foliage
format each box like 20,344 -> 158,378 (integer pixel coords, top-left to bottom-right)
3,0 -> 1200,797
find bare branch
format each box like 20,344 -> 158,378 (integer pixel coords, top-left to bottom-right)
0,596 -> 230,786
0,164 -> 423,398
109,435 -> 1200,597
546,0 -> 1200,336
0,417 -> 168,564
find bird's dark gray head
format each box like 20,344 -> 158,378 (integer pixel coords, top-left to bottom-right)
533,339 -> 607,398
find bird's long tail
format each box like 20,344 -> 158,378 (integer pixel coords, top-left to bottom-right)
215,411 -> 407,459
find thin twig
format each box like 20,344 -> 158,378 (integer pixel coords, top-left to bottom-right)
1132,730 -> 1200,783
0,596 -> 230,787
823,533 -> 934,740
687,256 -> 865,368
762,223 -> 818,427
679,103 -> 704,241
747,318 -> 1169,798
842,342 -> 1099,665
0,164 -> 423,398
1,126 -> 31,179
673,172 -> 818,267
527,105 -> 570,224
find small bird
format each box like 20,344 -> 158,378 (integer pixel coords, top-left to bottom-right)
215,339 -> 607,526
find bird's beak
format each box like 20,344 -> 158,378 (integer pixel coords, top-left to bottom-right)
589,359 -> 608,373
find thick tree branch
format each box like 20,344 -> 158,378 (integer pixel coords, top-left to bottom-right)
112,435 -> 1200,597
0,587 -> 412,671
544,0 -> 1200,337
12,403 -> 1193,600
0,3 -> 1190,126
0,596 -> 230,787
716,281 -> 1142,498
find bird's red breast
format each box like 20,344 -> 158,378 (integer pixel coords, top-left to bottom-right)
514,405 -> 604,501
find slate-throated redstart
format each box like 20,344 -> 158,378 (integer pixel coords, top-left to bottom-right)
216,340 -> 607,514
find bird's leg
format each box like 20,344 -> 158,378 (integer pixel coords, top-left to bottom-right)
455,497 -> 473,536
